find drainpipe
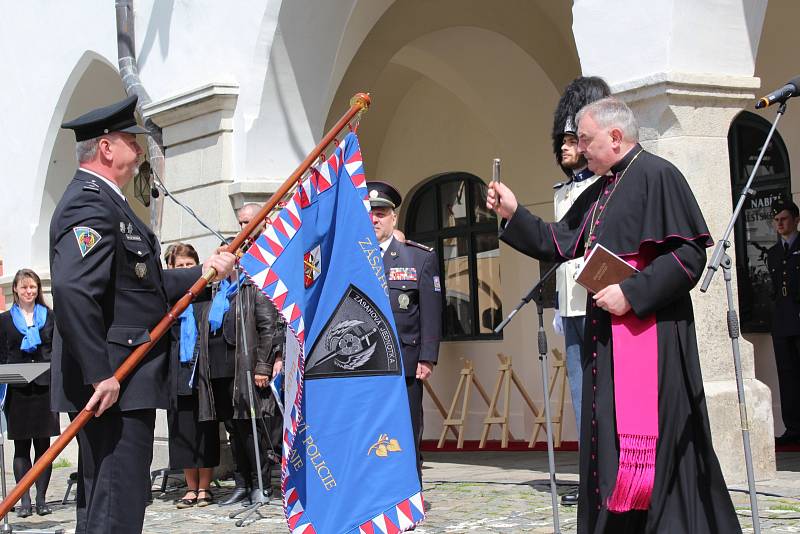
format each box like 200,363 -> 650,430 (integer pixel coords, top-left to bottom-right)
115,0 -> 165,237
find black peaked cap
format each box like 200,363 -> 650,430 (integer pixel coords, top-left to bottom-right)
61,94 -> 148,142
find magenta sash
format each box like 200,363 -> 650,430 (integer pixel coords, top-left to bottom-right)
607,254 -> 658,512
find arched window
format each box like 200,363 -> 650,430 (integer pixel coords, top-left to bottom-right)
728,111 -> 791,333
405,172 -> 502,340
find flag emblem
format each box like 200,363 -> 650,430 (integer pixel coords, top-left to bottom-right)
304,244 -> 322,288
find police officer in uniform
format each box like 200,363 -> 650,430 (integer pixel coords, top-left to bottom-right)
368,181 -> 442,481
51,95 -> 235,533
550,76 -> 610,506
767,200 -> 800,446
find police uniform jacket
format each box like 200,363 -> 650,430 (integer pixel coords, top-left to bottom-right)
383,237 -> 442,377
767,234 -> 800,337
553,170 -> 599,317
49,170 -> 203,413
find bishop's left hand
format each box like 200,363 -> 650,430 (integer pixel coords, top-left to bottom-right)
593,284 -> 631,316
416,361 -> 434,381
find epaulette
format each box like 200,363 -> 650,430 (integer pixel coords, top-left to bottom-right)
552,181 -> 566,190
82,180 -> 101,193
406,239 -> 433,252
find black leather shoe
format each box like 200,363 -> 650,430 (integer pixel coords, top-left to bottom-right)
561,487 -> 579,506
16,505 -> 32,518
35,503 -> 53,516
219,486 -> 249,507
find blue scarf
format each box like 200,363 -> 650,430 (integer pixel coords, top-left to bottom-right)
10,303 -> 48,352
178,304 -> 197,363
208,274 -> 246,333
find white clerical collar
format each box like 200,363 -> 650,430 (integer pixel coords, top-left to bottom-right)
379,236 -> 394,256
79,168 -> 126,200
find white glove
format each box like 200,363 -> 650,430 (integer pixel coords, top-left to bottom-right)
553,311 -> 564,336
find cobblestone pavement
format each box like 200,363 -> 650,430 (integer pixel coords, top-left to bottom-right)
2,451 -> 799,533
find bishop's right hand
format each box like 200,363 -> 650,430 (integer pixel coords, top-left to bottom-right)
486,181 -> 518,221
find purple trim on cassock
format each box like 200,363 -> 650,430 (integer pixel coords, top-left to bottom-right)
572,205 -> 595,259
549,223 -> 565,259
671,252 -> 694,281
617,232 -> 714,258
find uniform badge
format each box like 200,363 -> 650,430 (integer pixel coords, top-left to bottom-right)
304,244 -> 322,288
388,267 -> 417,281
119,222 -> 126,233
433,275 -> 441,292
390,251 -> 397,257
127,222 -> 134,235
304,285 -> 401,379
73,227 -> 102,258
398,293 -> 410,310
135,262 -> 147,278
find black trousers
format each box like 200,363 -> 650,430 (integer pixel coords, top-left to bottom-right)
406,377 -> 423,482
772,334 -> 800,433
71,409 -> 156,534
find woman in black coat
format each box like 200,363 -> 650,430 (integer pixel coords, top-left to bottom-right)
0,269 -> 60,517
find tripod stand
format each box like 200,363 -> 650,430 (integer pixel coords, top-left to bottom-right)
0,364 -> 64,534
495,263 -> 562,533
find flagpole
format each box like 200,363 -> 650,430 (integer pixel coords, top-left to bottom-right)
0,92 -> 372,520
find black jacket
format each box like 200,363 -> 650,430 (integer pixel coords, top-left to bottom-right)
0,310 -> 55,387
383,238 -> 442,377
195,281 -> 280,421
49,170 -> 202,412
767,236 -> 800,337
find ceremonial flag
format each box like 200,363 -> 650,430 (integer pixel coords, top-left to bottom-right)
241,132 -> 424,533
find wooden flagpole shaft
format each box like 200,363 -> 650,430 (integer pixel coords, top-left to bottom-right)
0,92 -> 371,520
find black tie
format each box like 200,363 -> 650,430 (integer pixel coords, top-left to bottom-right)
785,242 -> 790,256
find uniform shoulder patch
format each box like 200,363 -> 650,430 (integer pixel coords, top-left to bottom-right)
73,227 -> 102,258
82,181 -> 101,193
406,240 -> 433,252
552,181 -> 566,190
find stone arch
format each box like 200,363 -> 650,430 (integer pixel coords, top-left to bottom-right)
30,53 -> 127,270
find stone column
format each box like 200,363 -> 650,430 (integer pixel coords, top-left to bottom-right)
615,73 -> 775,482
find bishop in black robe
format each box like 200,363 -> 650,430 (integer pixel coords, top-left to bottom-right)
499,145 -> 741,534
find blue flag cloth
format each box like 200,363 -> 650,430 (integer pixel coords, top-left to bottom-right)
10,303 -> 48,352
207,274 -> 245,332
241,132 -> 424,533
178,304 -> 197,363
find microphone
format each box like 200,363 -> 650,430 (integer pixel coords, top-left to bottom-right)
756,76 -> 800,109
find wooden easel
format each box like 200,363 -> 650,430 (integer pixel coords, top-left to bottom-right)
437,359 -> 497,449
479,353 -> 537,448
423,380 -> 458,440
529,348 -> 568,447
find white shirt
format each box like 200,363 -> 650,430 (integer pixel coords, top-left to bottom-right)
379,236 -> 394,257
554,168 -> 601,317
79,167 -> 126,201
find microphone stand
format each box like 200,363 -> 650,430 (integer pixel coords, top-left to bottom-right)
227,267 -> 274,528
699,102 -> 790,534
495,262 -> 561,534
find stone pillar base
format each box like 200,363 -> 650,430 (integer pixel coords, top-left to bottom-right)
704,378 -> 775,482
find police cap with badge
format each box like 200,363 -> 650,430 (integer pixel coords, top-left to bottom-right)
61,94 -> 149,141
367,181 -> 402,210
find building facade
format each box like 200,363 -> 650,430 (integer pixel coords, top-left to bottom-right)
2,0 -> 797,482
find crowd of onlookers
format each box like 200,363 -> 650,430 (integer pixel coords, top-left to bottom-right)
0,202 -> 285,517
